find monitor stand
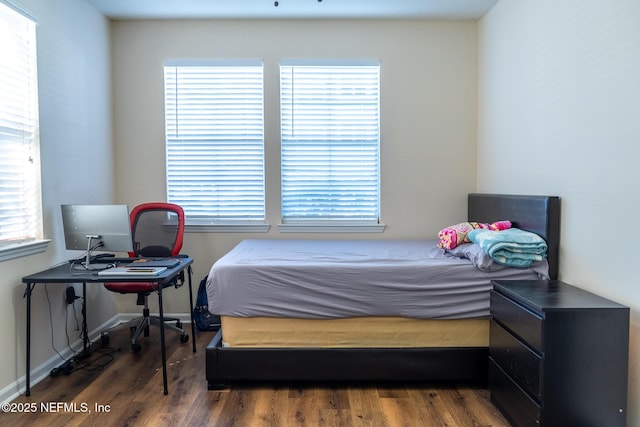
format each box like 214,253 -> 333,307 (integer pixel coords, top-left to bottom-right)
83,234 -> 103,270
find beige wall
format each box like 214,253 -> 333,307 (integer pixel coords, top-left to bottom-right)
478,0 -> 640,423
0,0 -> 114,400
110,19 -> 480,312
4,1 -> 637,422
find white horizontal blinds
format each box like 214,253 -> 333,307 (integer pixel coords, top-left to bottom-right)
0,3 -> 40,245
280,61 -> 380,222
164,61 -> 265,222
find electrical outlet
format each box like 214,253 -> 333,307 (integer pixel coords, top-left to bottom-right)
65,286 -> 76,304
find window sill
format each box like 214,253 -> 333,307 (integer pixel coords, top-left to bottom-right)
185,223 -> 270,233
0,239 -> 51,262
277,223 -> 386,233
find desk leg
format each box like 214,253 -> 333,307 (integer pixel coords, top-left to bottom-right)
187,267 -> 196,353
25,283 -> 32,396
158,282 -> 168,395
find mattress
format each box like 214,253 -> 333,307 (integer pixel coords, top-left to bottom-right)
206,239 -> 549,320
220,315 -> 489,348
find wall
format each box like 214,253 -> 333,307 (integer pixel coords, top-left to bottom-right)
0,0 -> 114,401
478,0 -> 640,423
110,19 -> 480,313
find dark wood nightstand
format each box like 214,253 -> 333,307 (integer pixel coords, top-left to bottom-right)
489,280 -> 629,427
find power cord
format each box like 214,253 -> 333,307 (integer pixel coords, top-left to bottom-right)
43,284 -> 116,377
44,284 -> 73,375
65,289 -> 82,353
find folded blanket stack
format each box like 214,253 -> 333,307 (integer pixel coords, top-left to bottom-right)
468,227 -> 547,267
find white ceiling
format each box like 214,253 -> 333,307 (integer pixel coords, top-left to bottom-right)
87,0 -> 499,20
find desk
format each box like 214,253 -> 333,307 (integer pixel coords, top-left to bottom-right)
22,257 -> 195,396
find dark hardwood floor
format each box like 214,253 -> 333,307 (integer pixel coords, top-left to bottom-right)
1,327 -> 510,426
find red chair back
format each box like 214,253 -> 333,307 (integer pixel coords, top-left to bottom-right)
128,202 -> 185,258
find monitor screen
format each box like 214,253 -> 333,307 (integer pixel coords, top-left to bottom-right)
61,204 -> 134,253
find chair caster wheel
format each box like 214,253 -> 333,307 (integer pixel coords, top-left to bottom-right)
132,343 -> 142,353
180,334 -> 189,343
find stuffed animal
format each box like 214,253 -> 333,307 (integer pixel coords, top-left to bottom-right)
437,220 -> 511,250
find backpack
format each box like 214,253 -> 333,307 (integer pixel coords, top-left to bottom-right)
193,276 -> 221,331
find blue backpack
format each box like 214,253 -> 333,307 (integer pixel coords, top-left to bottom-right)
193,276 -> 221,331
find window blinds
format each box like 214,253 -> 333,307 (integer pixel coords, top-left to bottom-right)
0,2 -> 41,246
280,61 -> 380,222
164,61 -> 265,223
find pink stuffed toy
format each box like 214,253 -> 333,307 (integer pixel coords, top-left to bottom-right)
438,220 -> 511,250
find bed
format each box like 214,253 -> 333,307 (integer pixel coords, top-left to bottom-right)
205,193 -> 560,389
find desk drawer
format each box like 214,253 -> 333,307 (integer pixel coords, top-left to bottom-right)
491,290 -> 543,352
489,358 -> 541,427
490,320 -> 542,400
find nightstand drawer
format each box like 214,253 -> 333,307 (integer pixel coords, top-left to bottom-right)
491,290 -> 543,352
489,358 -> 541,427
490,320 -> 542,400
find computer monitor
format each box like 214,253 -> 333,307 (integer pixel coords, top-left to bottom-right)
61,204 -> 134,269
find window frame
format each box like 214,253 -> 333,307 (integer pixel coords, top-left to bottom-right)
278,59 -> 384,233
0,1 -> 48,261
163,59 -> 268,233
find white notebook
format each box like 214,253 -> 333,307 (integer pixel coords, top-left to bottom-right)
97,266 -> 167,276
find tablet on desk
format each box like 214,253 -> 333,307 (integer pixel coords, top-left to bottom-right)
97,266 -> 167,276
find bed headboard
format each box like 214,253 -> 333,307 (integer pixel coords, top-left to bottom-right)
467,193 -> 561,280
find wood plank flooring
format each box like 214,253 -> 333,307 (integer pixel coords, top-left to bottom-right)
0,328 -> 510,427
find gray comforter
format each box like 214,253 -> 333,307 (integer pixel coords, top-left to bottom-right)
206,239 -> 548,319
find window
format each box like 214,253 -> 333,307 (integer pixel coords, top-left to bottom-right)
164,60 -> 266,231
279,60 -> 382,231
0,2 -> 46,260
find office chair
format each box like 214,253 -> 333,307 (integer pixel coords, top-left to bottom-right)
101,202 -> 189,353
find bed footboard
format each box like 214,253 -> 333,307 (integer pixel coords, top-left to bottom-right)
206,330 -> 488,389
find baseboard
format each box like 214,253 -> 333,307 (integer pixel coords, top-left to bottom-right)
0,312 -> 191,404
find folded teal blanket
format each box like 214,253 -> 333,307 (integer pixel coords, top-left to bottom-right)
467,228 -> 547,267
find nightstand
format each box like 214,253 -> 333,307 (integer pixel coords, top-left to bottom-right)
489,280 -> 629,427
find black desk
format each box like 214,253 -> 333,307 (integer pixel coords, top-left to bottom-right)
22,257 -> 195,396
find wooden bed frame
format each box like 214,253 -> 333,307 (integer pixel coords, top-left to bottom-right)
206,193 -> 560,389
